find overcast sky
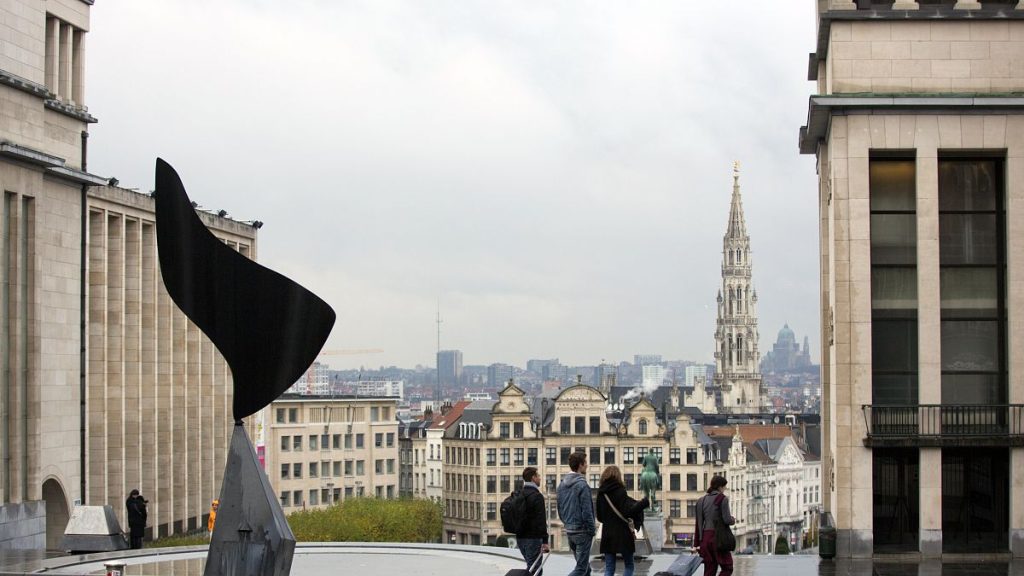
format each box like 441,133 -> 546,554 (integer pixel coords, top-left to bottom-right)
86,1 -> 820,371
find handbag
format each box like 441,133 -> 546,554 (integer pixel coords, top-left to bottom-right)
602,491 -> 651,553
712,494 -> 736,553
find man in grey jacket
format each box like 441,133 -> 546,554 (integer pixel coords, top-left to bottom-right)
557,452 -> 595,576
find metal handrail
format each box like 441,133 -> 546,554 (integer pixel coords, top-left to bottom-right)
862,404 -> 1024,438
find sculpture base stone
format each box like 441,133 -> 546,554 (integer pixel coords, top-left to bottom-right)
204,424 -> 295,576
644,510 -> 665,553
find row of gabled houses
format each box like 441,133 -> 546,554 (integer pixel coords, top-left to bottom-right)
398,380 -> 822,552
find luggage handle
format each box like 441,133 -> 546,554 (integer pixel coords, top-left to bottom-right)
528,552 -> 549,575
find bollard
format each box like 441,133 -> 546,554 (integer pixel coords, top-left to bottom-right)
104,561 -> 127,576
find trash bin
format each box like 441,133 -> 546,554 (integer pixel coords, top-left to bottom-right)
819,512 -> 836,560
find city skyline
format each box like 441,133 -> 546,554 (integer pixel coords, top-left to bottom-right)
85,2 -> 819,370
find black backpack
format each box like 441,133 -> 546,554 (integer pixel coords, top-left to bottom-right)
500,489 -> 528,534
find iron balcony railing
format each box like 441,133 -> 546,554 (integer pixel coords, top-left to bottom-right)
862,404 -> 1024,447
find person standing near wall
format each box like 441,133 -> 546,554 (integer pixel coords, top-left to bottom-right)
126,489 -> 148,549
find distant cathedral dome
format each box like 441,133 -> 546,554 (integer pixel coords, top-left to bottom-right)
777,323 -> 796,344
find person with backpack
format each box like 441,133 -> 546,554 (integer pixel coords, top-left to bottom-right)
694,475 -> 735,576
512,467 -> 549,575
595,466 -> 649,576
557,451 -> 595,576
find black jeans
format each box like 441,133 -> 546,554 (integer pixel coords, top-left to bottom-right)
130,526 -> 144,549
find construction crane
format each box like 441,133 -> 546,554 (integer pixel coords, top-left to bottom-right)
318,348 -> 384,356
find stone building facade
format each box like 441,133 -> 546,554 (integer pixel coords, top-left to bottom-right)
0,0 -> 258,548
263,396 -> 399,510
800,0 -> 1024,559
713,165 -> 767,413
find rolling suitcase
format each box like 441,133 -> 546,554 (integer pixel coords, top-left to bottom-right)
504,551 -> 549,576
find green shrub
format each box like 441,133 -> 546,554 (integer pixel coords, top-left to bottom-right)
774,534 -> 790,555
494,535 -> 509,548
145,533 -> 208,548
288,498 -> 442,543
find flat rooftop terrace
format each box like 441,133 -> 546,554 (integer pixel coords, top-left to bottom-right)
1,545 -> 1021,576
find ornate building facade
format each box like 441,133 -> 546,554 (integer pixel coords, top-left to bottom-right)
713,165 -> 767,413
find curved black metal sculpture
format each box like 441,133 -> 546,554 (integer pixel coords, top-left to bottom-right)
154,159 -> 335,576
154,158 -> 335,421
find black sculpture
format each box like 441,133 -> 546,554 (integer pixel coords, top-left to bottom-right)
154,159 -> 335,576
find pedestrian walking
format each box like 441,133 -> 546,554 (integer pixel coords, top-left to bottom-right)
514,467 -> 550,575
557,451 -> 595,576
595,465 -> 649,576
695,475 -> 735,576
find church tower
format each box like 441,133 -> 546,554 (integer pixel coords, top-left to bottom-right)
713,163 -> 766,413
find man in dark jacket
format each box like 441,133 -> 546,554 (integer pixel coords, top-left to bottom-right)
557,452 -> 595,576
126,489 -> 148,549
516,467 -> 550,575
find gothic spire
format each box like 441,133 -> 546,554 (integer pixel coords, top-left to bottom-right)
726,161 -> 747,240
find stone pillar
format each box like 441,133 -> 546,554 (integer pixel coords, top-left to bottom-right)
58,22 -> 73,101
1008,149 -> 1024,558
916,147 -> 942,558
72,30 -> 85,105
45,17 -> 59,93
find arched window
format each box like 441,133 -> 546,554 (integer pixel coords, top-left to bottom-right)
728,250 -> 734,265
737,249 -> 742,264
737,335 -> 744,363
727,334 -> 734,365
639,419 -> 648,435
728,287 -> 734,316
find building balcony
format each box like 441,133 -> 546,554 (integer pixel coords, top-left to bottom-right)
861,404 -> 1024,447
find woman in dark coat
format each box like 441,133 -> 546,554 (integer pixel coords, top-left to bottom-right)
595,465 -> 649,576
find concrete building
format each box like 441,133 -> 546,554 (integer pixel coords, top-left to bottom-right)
355,379 -> 404,400
288,361 -> 330,395
487,364 -> 512,389
713,165 -> 767,413
0,0 -> 256,549
683,365 -> 708,389
642,365 -> 668,389
437,350 -> 463,392
799,0 -> 1024,558
633,354 -> 662,367
263,396 -> 399,510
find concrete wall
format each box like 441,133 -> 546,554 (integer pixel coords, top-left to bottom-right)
0,501 -> 46,550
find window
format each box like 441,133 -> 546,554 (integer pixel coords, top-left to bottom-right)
280,491 -> 290,507
293,490 -> 303,506
375,433 -> 383,448
589,474 -> 599,489
575,417 -> 585,434
293,436 -> 302,451
310,462 -> 319,478
288,408 -> 298,422
938,158 -> 1006,405
513,422 -> 524,438
500,448 -> 510,466
546,474 -> 556,492
356,460 -> 364,475
321,433 -> 329,449
487,502 -> 497,520
589,416 -> 601,434
280,464 -> 290,479
500,422 -> 510,438
371,407 -> 379,422
356,434 -> 364,448
528,448 -> 538,465
344,434 -> 352,449
333,461 -> 341,477
293,463 -> 303,478
687,474 -> 698,492
387,459 -> 395,474
309,435 -> 318,450
624,447 -> 634,464
280,436 -> 289,451
670,500 -> 681,518
637,447 -> 647,462
487,476 -> 496,493
322,488 -> 330,504
870,158 -> 920,406
686,449 -> 698,464
375,460 -> 384,474
560,417 -> 570,434
686,500 -> 697,518
276,409 -> 286,423
670,448 -> 681,465
486,448 -> 496,466
376,486 -> 384,498
605,447 -> 615,464
344,460 -> 353,475
514,448 -> 524,466
652,447 -> 663,463
560,447 -> 571,465
309,490 -> 319,506
387,433 -> 395,447
333,434 -> 341,449
546,447 -> 556,465
638,419 -> 648,435
501,476 -> 511,493
590,447 -> 600,466
670,474 -> 680,491
625,474 -> 634,491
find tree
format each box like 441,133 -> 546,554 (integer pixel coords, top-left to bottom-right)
494,535 -> 510,548
774,534 -> 790,555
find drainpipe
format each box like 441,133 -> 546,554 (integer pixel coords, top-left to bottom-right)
79,129 -> 88,506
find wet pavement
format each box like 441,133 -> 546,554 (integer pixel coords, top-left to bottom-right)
1,544 -> 1022,575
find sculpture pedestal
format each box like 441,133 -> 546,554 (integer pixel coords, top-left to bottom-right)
643,509 -> 665,553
